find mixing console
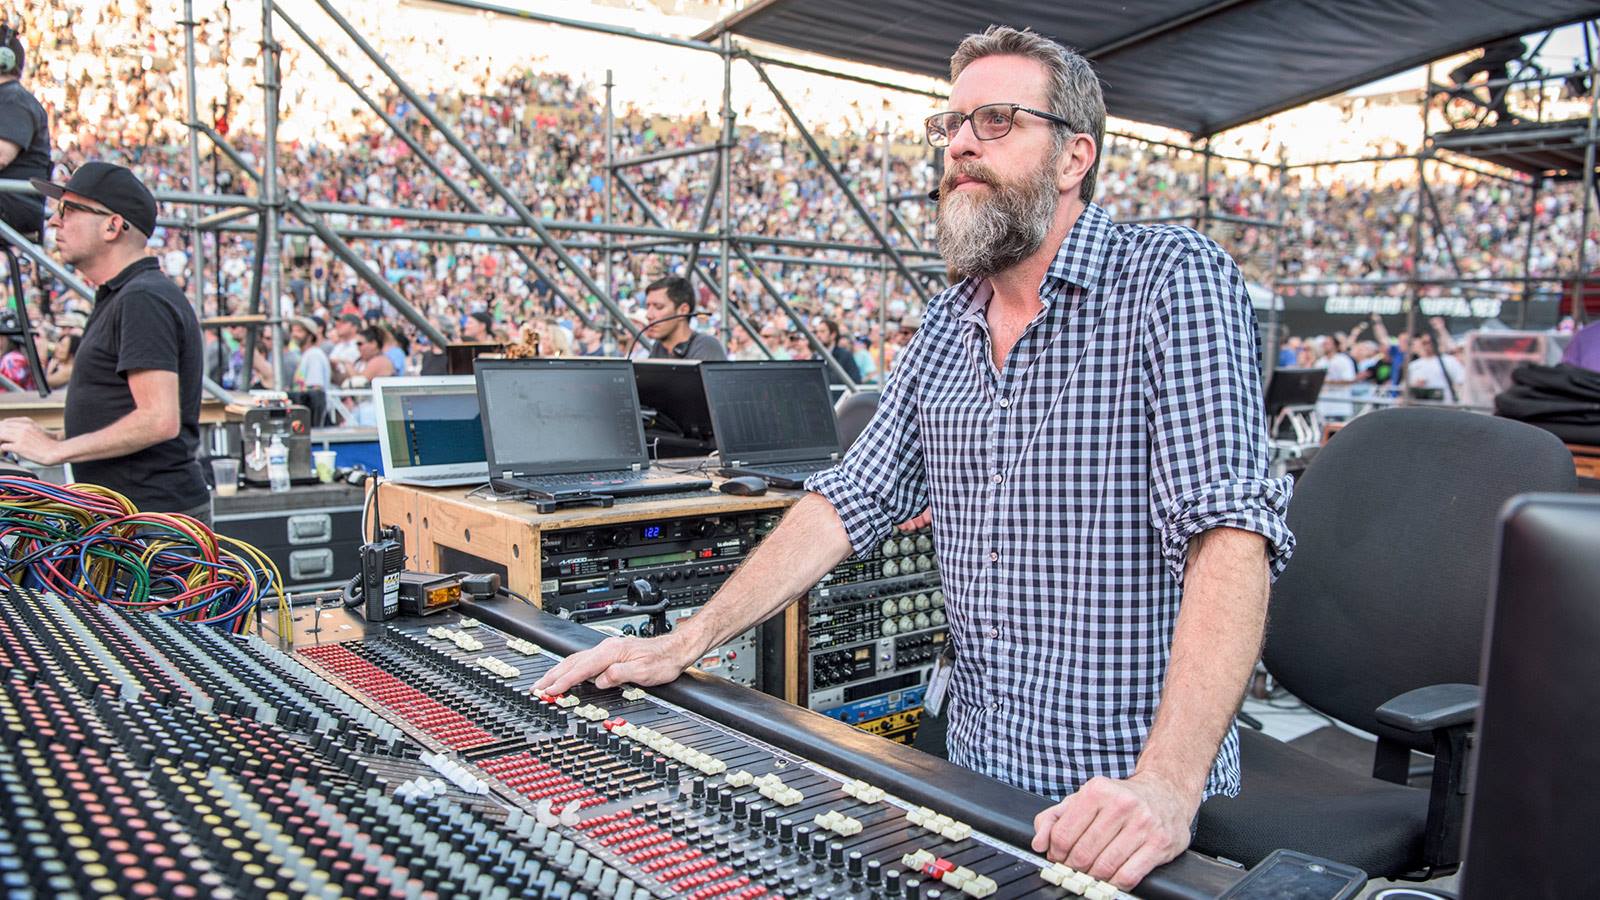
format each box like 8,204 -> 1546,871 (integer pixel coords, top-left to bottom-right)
0,585 -> 1251,899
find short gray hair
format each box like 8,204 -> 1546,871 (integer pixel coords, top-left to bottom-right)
950,25 -> 1105,204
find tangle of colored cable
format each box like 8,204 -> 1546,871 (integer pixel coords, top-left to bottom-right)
0,477 -> 290,639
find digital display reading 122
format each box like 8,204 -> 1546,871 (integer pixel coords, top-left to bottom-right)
641,525 -> 663,540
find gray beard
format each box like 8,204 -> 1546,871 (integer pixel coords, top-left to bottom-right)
935,163 -> 1060,281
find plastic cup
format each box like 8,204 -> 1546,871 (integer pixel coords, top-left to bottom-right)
211,458 -> 240,497
314,449 -> 338,484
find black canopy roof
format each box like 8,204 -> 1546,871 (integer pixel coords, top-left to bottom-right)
700,0 -> 1596,136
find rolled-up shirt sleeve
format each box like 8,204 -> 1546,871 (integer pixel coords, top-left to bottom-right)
805,330 -> 931,557
1146,247 -> 1295,584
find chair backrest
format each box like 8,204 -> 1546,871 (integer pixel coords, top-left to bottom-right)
833,390 -> 881,452
1262,407 -> 1576,751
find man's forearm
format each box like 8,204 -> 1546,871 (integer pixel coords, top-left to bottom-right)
55,409 -> 177,464
674,492 -> 855,657
1134,527 -> 1269,797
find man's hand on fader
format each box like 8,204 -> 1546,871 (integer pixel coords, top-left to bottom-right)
1030,771 -> 1196,891
533,631 -> 698,696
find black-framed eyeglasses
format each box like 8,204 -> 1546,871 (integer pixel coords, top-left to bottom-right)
55,198 -> 129,230
924,103 -> 1074,148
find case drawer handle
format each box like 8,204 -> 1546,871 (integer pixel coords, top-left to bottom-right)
287,514 -> 332,545
289,549 -> 334,580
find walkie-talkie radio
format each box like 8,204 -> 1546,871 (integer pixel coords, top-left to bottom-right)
357,526 -> 405,622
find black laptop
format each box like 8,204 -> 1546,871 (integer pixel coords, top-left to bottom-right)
475,358 -> 711,500
633,360 -> 716,458
702,361 -> 842,489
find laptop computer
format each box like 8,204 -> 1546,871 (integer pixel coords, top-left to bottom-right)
372,375 -> 489,487
633,360 -> 716,458
702,360 -> 842,489
474,358 -> 712,500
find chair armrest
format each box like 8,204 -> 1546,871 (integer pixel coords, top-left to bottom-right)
1374,683 -> 1478,733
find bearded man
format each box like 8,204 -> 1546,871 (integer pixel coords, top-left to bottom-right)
536,25 -> 1292,892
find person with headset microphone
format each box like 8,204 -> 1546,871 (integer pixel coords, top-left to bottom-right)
642,275 -> 727,361
0,23 -> 51,237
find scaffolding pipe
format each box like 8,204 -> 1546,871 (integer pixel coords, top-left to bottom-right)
272,6 -> 595,329
1398,63 -> 1438,394
604,69 -> 615,313
261,0 -> 284,389
732,243 -> 860,389
611,173 -> 775,359
719,33 -> 734,344
1417,166 -> 1466,279
416,0 -> 719,54
879,120 -> 891,382
1264,151 -> 1288,380
745,55 -> 931,305
1518,177 -> 1541,329
684,159 -> 722,275
192,127 -> 453,352
1574,24 -> 1600,327
309,0 -> 644,344
0,220 -> 94,302
610,142 -> 723,170
181,0 -> 206,317
187,217 -> 925,272
285,200 -> 449,348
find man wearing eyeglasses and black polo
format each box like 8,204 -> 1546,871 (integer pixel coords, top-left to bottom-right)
0,163 -> 209,524
538,26 -> 1291,892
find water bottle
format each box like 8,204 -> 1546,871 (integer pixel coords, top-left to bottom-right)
267,435 -> 291,493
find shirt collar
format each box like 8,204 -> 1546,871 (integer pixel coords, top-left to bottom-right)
96,257 -> 160,300
1044,202 -> 1115,292
937,203 -> 1116,323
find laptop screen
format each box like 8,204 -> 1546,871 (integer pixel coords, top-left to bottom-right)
375,377 -> 486,474
476,359 -> 647,476
701,361 -> 841,464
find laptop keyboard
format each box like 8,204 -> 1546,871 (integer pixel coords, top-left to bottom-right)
753,462 -> 829,475
527,471 -> 650,487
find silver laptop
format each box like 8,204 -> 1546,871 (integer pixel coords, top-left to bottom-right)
372,376 -> 490,487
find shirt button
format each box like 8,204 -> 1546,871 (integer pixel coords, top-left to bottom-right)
997,396 -> 1010,408
989,701 -> 1001,713
989,473 -> 1002,485
988,627 -> 1000,639
988,551 -> 999,563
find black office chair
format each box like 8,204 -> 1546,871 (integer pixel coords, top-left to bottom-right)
833,390 -> 880,452
1193,408 -> 1576,879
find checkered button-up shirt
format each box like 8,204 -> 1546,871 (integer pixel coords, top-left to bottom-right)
806,203 -> 1294,801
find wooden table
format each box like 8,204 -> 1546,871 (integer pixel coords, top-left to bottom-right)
0,391 -> 228,431
376,480 -> 806,699
1569,443 -> 1600,480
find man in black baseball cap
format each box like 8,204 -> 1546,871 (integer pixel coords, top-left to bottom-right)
29,161 -> 158,242
0,162 -> 210,523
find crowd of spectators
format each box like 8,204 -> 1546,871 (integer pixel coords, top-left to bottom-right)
3,0 -> 1596,414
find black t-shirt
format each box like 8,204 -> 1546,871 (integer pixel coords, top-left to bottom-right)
0,80 -> 50,233
66,258 -> 208,512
